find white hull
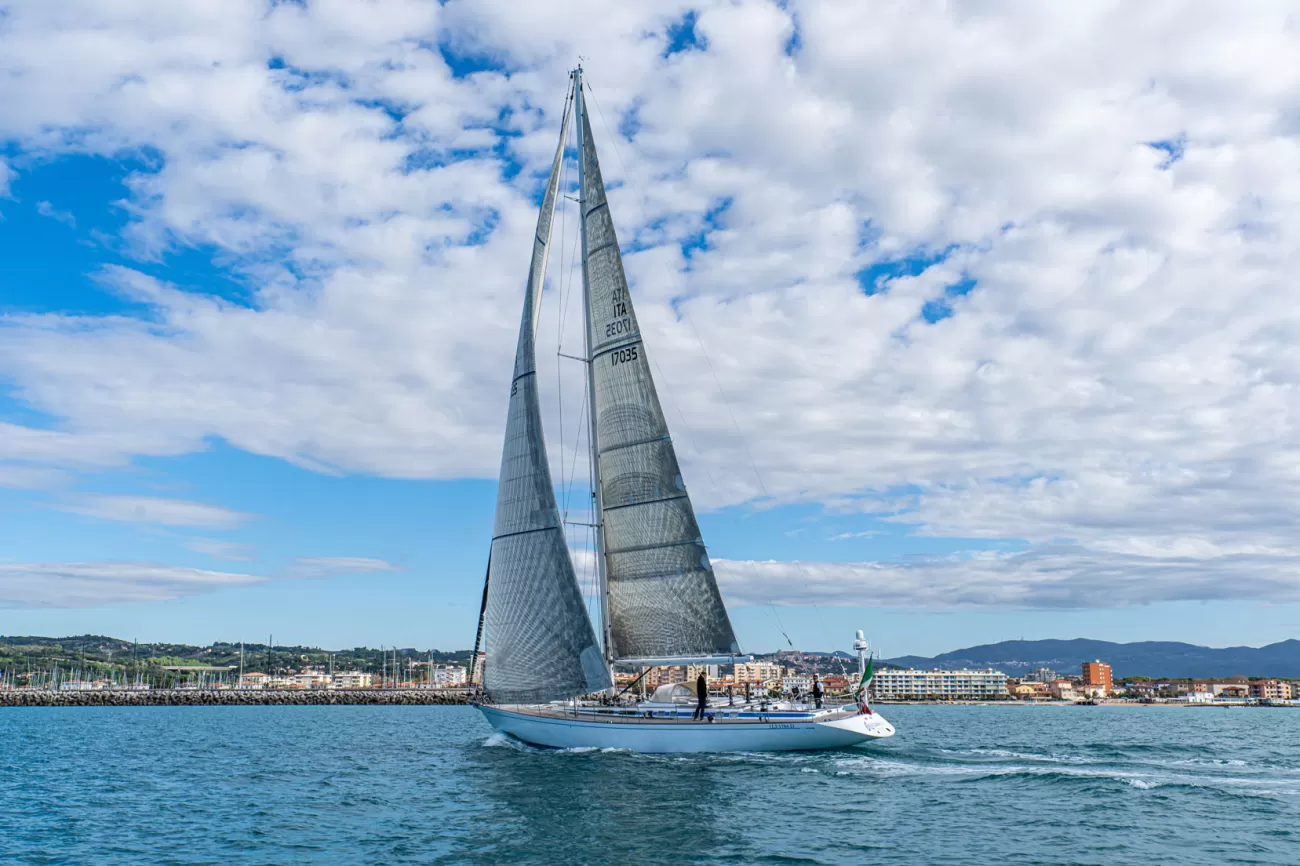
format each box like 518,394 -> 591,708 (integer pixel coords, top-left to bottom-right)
479,704 -> 895,753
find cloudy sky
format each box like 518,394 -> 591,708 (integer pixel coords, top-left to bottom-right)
2,0 -> 1299,655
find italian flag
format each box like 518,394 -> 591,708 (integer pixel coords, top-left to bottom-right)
855,654 -> 875,703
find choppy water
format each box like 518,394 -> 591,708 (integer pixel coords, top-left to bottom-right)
2,704 -> 1297,865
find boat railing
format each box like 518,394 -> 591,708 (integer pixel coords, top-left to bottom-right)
500,701 -> 859,725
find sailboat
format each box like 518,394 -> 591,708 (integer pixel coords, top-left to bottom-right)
471,67 -> 895,753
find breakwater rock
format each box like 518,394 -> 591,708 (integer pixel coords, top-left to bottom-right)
0,688 -> 473,708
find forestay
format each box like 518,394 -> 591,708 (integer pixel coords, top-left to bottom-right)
576,96 -> 741,662
483,82 -> 611,704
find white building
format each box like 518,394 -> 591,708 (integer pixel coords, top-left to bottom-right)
783,675 -> 813,694
59,680 -> 102,691
293,672 -> 331,689
237,672 -> 269,690
432,666 -> 467,687
870,669 -> 1009,700
331,671 -> 372,689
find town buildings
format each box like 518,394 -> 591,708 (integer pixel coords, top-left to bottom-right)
432,666 -> 468,687
644,666 -> 688,689
685,664 -> 720,682
869,669 -> 1009,700
820,674 -> 850,695
783,674 -> 813,694
332,671 -> 373,689
237,672 -> 270,689
733,661 -> 788,684
1023,667 -> 1060,683
1081,660 -> 1113,696
1250,680 -> 1294,700
1047,680 -> 1077,701
1009,680 -> 1048,699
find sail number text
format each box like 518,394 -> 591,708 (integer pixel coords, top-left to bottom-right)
607,289 -> 637,365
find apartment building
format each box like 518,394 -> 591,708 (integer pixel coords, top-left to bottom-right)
1081,661 -> 1113,695
1047,680 -> 1077,701
645,666 -> 687,688
1250,680 -> 1294,700
332,671 -> 372,689
869,669 -> 1009,700
432,666 -> 468,687
732,662 -> 787,684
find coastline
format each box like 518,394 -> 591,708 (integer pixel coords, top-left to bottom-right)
5,691 -> 1294,709
0,688 -> 473,708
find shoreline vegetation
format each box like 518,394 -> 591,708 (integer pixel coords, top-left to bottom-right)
0,688 -> 474,707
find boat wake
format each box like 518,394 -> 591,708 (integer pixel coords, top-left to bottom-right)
827,746 -> 1300,800
481,732 -> 630,756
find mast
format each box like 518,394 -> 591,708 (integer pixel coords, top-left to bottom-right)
469,554 -> 490,689
574,65 -> 615,688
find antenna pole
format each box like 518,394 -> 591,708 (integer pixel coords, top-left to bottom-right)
574,65 -> 615,693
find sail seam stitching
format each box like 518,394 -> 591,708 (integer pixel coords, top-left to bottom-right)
491,525 -> 560,543
587,239 -> 618,257
605,538 -> 698,555
602,493 -> 689,512
590,338 -> 642,359
598,434 -> 671,455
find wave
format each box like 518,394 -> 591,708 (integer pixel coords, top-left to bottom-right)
481,732 -> 635,756
831,752 -> 1300,801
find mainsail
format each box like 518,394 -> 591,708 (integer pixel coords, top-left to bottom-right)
482,80 -> 611,703
575,82 -> 741,663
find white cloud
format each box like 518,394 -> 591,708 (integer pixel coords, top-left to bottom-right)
36,200 -> 75,226
186,538 -> 254,561
0,561 -> 264,608
716,549 -> 1300,610
285,557 -> 399,578
0,463 -> 69,490
0,1 -> 1298,608
56,494 -> 253,529
0,556 -> 402,608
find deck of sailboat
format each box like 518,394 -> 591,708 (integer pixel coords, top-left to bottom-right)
487,702 -> 865,726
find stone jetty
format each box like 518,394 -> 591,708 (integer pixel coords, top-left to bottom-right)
0,688 -> 473,708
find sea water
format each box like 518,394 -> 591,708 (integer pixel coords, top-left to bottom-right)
2,704 -> 1297,865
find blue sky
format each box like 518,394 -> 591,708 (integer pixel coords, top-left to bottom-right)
3,1 -> 1300,655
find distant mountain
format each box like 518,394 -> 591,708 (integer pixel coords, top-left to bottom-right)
885,638 -> 1300,679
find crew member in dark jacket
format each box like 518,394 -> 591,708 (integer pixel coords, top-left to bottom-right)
694,673 -> 708,720
812,675 -> 823,709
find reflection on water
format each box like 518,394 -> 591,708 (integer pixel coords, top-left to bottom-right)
455,731 -> 736,865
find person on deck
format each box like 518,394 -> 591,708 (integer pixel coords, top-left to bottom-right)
693,673 -> 708,720
812,675 -> 823,709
